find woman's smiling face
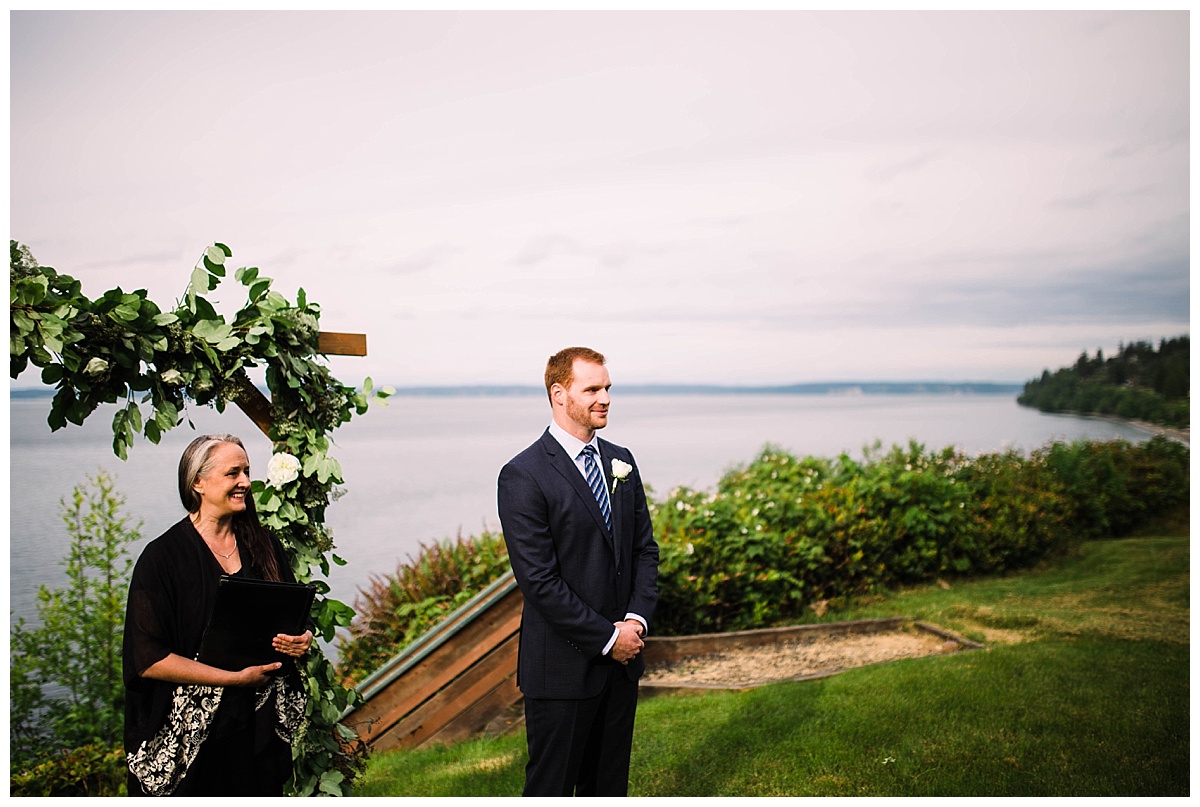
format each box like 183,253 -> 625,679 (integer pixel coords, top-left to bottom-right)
193,441 -> 251,519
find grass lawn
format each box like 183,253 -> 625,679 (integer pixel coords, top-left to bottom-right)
353,534 -> 1189,797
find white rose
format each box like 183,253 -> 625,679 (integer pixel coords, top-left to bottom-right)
266,452 -> 302,487
610,459 -> 633,492
84,357 -> 109,376
160,369 -> 183,385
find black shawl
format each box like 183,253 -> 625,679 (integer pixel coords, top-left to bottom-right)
122,517 -> 306,796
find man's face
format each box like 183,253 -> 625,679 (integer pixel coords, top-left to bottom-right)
558,359 -> 611,436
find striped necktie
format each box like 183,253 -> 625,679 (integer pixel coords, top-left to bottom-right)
580,445 -> 611,531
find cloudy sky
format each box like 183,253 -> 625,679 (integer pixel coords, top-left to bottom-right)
10,10 -> 1190,388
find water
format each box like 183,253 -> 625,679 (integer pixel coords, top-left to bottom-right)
9,393 -> 1156,634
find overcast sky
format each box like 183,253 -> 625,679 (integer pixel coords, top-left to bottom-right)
10,10 -> 1190,387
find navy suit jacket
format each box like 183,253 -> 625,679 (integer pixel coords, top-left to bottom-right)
497,429 -> 659,700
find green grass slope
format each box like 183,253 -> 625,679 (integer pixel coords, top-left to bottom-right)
355,534 -> 1189,797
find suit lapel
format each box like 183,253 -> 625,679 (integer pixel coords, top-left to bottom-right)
540,431 -> 615,549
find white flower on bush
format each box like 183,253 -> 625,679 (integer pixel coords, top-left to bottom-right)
266,452 -> 302,488
83,357 -> 109,376
610,459 -> 633,493
160,369 -> 183,385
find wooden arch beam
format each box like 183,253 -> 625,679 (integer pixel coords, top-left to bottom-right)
233,331 -> 368,438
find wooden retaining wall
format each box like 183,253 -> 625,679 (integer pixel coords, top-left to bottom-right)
341,570 -> 525,752
342,579 -> 986,751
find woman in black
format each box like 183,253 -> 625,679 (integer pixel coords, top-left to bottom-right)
123,434 -> 313,796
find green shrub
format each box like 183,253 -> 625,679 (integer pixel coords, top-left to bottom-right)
1036,436 -> 1190,539
336,437 -> 1188,682
651,437 -> 1187,636
336,530 -> 511,685
10,743 -> 126,797
949,449 -> 1073,573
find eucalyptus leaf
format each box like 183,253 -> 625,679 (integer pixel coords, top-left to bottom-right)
33,348 -> 57,369
43,333 -> 64,354
40,364 -> 63,385
191,319 -> 233,343
11,308 -> 34,335
110,305 -> 139,323
202,255 -> 226,277
17,274 -> 50,304
188,266 -> 209,297
248,279 -> 271,301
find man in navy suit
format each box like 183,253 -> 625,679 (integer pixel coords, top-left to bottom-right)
497,346 -> 659,797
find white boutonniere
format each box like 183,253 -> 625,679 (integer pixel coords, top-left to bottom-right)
610,459 -> 633,493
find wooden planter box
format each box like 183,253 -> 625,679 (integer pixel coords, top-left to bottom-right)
640,617 -> 984,696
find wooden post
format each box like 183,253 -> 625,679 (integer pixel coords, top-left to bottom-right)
232,331 -> 368,437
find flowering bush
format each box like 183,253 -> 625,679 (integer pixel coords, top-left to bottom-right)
651,437 -> 1188,636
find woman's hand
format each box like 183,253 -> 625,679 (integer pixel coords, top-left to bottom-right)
233,661 -> 283,687
272,629 -> 313,658
141,653 -> 282,688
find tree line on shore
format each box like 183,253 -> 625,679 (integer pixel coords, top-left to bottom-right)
1017,336 -> 1189,428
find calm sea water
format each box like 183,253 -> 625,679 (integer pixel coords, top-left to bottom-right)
9,393 -> 1156,636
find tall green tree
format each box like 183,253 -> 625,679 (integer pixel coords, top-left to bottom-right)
10,471 -> 141,770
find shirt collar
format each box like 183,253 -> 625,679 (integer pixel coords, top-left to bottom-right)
548,419 -> 599,460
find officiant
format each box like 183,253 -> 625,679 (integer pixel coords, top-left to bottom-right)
122,434 -> 313,797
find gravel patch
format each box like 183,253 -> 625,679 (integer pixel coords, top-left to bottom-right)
643,628 -> 966,688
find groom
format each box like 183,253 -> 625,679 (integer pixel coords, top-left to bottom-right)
497,346 -> 659,797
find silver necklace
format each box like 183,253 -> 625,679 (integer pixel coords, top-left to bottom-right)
192,516 -> 237,559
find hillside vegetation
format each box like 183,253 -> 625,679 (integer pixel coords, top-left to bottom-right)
1017,336 -> 1189,428
337,435 -> 1189,683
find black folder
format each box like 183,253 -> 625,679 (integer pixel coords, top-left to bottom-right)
196,575 -> 316,671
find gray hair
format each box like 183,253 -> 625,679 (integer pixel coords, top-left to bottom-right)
178,433 -> 246,513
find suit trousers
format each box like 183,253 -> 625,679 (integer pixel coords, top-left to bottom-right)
521,662 -> 639,797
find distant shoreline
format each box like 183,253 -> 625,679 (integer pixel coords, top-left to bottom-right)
1049,409 -> 1190,445
7,382 -> 1026,399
